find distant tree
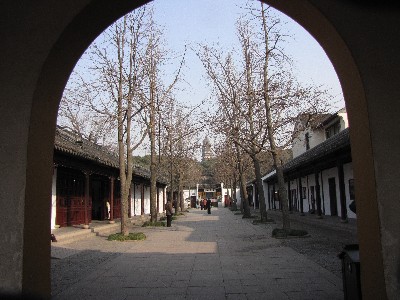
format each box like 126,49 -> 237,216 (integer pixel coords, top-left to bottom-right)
139,11 -> 185,222
160,101 -> 202,213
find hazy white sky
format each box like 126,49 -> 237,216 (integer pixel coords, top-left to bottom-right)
152,0 -> 345,110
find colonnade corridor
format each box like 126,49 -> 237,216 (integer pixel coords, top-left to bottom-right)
51,207 -> 343,299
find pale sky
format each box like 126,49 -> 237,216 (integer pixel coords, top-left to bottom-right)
64,0 -> 345,157
152,0 -> 345,110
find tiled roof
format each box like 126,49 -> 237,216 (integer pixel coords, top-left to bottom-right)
284,128 -> 350,172
54,127 -> 155,181
318,107 -> 346,127
55,127 -> 119,168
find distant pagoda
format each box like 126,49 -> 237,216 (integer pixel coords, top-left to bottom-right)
201,136 -> 213,162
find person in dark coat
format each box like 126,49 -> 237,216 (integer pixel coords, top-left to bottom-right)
165,199 -> 174,227
206,198 -> 211,214
200,198 -> 204,210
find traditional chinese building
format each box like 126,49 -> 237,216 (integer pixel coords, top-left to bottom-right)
51,127 -> 167,228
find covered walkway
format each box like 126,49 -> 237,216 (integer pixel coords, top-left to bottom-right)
52,208 -> 343,299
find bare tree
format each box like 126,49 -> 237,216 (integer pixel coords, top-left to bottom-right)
255,2 -> 333,231
160,101 -> 202,214
198,2 -> 334,227
60,8 -> 151,235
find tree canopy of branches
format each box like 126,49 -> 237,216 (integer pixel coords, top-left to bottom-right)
58,5 -> 187,233
159,101 -> 203,213
198,1 -> 333,225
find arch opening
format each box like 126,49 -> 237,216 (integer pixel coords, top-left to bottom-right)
1,1 -> 387,298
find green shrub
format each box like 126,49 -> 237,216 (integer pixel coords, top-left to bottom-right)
107,232 -> 146,241
252,218 -> 275,224
272,228 -> 308,238
142,221 -> 166,227
242,215 -> 257,219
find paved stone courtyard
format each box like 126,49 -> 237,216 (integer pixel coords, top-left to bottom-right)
51,207 -> 353,299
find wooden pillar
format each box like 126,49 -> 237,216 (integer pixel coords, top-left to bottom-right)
133,183 -> 136,216
298,177 -> 304,215
320,172 -> 326,215
128,184 -> 132,218
288,181 -> 292,212
272,184 -> 276,210
337,162 -> 348,222
267,183 -> 271,210
110,177 -> 114,222
163,188 -> 166,211
315,171 -> 322,218
141,183 -> 144,216
156,186 -> 160,214
83,171 -> 90,228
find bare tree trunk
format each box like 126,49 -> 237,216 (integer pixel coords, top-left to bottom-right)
237,154 -> 251,217
260,2 -> 290,231
116,17 -> 131,235
276,162 -> 290,230
178,172 -> 184,212
149,52 -> 158,222
251,154 -> 268,221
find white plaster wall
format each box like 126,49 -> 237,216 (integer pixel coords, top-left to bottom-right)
262,182 -> 269,208
288,179 -> 298,210
293,178 -> 306,212
235,188 -> 241,206
339,112 -> 349,130
51,168 -> 57,229
298,177 -> 308,213
133,184 -> 141,216
321,167 -> 340,216
305,174 -> 316,213
158,188 -> 164,213
292,130 -> 306,158
129,183 -> 135,217
292,128 -> 327,158
344,163 -> 356,219
183,189 -> 190,200
143,186 -> 150,214
221,188 -> 230,207
310,130 -> 326,148
266,183 -> 278,209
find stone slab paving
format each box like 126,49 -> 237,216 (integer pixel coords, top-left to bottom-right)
51,208 -> 343,299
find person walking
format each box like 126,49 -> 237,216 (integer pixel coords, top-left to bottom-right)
206,198 -> 211,214
165,199 -> 174,227
200,198 -> 204,210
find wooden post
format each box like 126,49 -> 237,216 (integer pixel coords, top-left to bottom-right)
133,183 -> 136,216
299,177 -> 304,215
288,181 -> 292,212
83,171 -> 90,228
128,184 -> 132,218
141,183 -> 144,216
109,177 -> 114,223
156,186 -> 160,215
337,162 -> 348,222
315,172 -> 322,218
163,188 -> 166,211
